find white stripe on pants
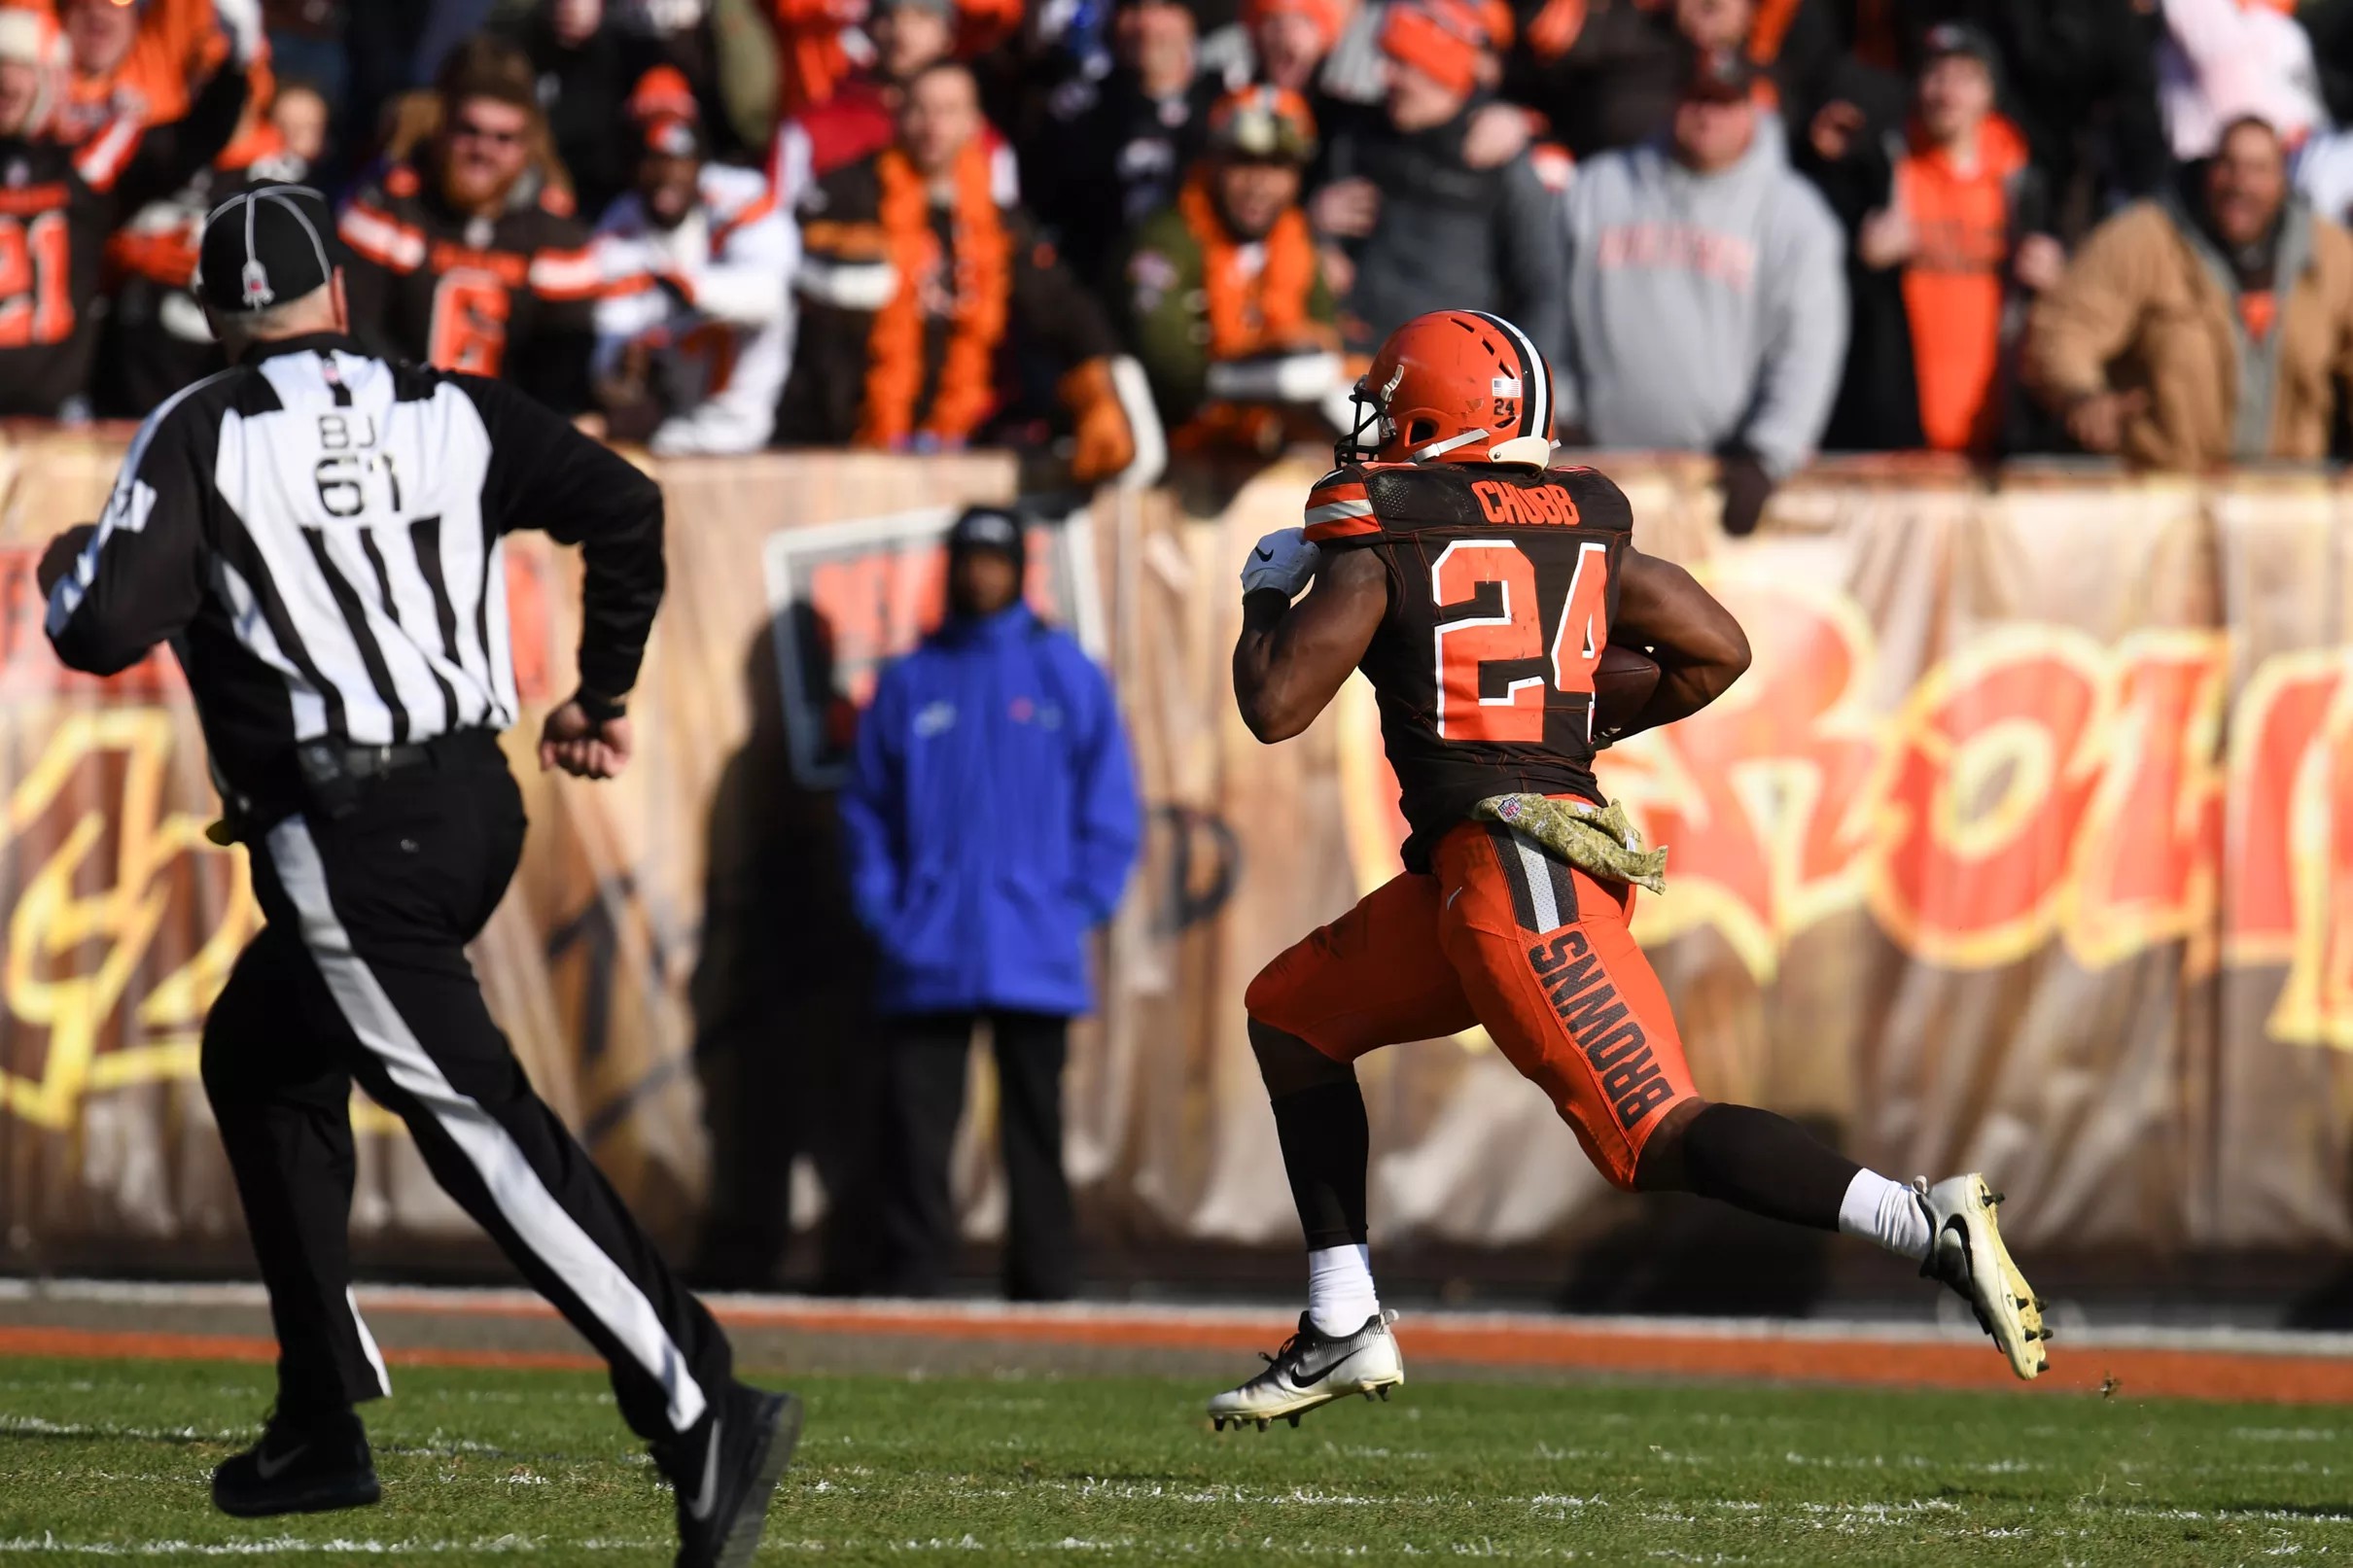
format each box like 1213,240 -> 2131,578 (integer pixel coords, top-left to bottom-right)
265,817 -> 708,1432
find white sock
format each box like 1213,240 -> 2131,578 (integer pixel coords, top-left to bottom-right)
1839,1170 -> 1931,1261
1306,1243 -> 1380,1337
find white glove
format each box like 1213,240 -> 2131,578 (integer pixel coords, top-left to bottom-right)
212,0 -> 264,65
1241,527 -> 1320,599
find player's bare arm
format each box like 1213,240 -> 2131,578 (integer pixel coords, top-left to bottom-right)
1607,547 -> 1751,737
1232,543 -> 1387,744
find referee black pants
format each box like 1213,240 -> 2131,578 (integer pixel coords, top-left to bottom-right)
199,735 -> 731,1442
875,1011 -> 1076,1302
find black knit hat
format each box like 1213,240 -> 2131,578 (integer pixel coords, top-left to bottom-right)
946,505 -> 1028,576
1922,20 -> 1999,72
196,182 -> 341,314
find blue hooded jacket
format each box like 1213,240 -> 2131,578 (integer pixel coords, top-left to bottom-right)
840,603 -> 1141,1017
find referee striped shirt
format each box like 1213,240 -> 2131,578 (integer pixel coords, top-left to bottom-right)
45,332 -> 663,805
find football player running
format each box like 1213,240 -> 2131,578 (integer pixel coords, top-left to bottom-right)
1211,309 -> 2047,1431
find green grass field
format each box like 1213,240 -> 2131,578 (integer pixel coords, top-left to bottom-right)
0,1354 -> 2346,1563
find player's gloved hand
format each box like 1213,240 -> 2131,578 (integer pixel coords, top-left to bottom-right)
1242,527 -> 1320,599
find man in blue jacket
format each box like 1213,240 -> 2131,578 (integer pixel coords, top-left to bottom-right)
840,505 -> 1142,1300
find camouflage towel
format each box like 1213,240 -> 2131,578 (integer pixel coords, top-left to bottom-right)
1471,794 -> 1668,894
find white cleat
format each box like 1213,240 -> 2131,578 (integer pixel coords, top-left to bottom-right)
1917,1173 -> 2050,1379
1208,1310 -> 1405,1431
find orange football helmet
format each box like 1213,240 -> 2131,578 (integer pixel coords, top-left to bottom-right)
1336,309 -> 1556,468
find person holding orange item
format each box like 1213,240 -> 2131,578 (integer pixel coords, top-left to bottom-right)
1810,22 -> 2064,456
1118,84 -> 1344,449
0,0 -> 255,416
780,59 -> 1163,487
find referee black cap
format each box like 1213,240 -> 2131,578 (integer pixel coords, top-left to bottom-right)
197,182 -> 341,315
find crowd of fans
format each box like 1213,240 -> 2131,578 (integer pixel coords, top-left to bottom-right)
5,0 -> 2353,531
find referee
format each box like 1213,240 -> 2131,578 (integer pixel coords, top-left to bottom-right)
37,185 -> 797,1568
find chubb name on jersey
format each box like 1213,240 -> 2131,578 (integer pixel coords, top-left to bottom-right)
1470,478 -> 1582,528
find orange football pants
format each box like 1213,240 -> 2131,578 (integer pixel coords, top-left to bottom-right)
1245,813 -> 1698,1190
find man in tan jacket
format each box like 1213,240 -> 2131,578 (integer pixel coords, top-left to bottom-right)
2024,117 -> 2353,470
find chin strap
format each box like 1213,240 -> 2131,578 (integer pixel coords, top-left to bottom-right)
1408,428 -> 1491,463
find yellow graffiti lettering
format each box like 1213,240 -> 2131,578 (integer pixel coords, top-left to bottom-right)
1,709 -> 262,1128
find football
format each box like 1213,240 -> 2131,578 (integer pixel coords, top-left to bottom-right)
1593,644 -> 1662,739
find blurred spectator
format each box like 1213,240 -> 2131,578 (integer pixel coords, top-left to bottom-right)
338,35 -> 602,413
513,0 -> 673,224
0,3 -> 254,418
1970,0 -> 2166,237
95,4 -> 306,417
768,0 -> 1016,210
2024,116 -> 2353,470
1558,48 -> 1844,533
269,75 -> 328,163
2156,0 -> 2324,162
1506,0 -> 1688,160
781,61 -> 1162,486
1031,0 -> 1219,289
54,0 -> 250,143
1200,0 -> 1385,111
1119,85 -> 1342,449
2308,0 -> 2353,132
1315,0 -> 1563,355
1202,0 -> 1334,93
767,0 -> 872,122
2298,126 -> 2353,229
1809,23 -> 2060,455
839,505 -> 1141,1301
767,0 -> 1018,121
592,67 -> 798,453
411,2 -> 505,91
262,0 -> 343,119
1510,0 -> 1814,163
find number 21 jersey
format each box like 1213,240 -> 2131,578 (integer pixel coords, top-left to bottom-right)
1302,460 -> 1633,872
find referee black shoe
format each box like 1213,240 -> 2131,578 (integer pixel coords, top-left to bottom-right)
664,1380 -> 804,1568
212,1408 -> 380,1517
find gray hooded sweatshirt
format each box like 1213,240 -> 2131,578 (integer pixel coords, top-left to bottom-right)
1556,122 -> 1847,478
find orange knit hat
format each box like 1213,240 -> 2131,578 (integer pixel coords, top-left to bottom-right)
1380,0 -> 1491,97
1243,0 -> 1350,52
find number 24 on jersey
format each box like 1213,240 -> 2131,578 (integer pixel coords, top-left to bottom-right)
1431,539 -> 1608,743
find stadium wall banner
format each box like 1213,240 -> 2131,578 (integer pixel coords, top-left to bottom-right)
0,432 -> 2348,1273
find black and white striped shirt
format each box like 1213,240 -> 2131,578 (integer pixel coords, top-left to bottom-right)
46,332 -> 663,805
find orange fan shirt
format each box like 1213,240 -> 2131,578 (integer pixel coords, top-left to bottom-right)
1894,116 -> 2028,454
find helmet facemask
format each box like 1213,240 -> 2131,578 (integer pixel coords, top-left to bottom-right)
1334,377 -> 1390,465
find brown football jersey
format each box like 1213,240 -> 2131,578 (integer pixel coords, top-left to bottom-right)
1304,459 -> 1635,871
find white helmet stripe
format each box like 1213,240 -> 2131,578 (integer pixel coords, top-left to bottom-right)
1467,309 -> 1549,441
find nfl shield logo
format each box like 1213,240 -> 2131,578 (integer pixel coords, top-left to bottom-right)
241,260 -> 274,307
